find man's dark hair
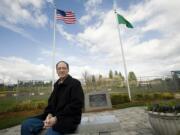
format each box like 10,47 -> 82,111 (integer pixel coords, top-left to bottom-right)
56,61 -> 69,70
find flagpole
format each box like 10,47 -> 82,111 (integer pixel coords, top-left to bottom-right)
52,7 -> 56,91
113,0 -> 132,101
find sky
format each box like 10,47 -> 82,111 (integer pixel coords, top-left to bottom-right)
0,0 -> 180,84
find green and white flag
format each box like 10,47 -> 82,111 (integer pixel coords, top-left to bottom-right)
117,13 -> 133,28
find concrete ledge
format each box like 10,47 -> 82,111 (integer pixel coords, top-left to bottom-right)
40,115 -> 120,135
77,115 -> 120,133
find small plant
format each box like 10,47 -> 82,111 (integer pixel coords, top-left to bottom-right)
161,92 -> 174,100
110,94 -> 130,105
147,101 -> 180,135
147,103 -> 180,113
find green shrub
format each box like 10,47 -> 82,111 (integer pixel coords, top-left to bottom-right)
10,100 -> 47,112
147,101 -> 180,113
113,101 -> 146,109
35,101 -> 47,109
152,93 -> 162,100
12,100 -> 33,111
134,94 -> 144,100
129,92 -> 175,102
143,94 -> 153,100
161,92 -> 174,100
134,93 -> 155,101
110,94 -> 130,105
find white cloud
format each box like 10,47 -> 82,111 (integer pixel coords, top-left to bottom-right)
79,15 -> 91,25
129,0 -> 180,35
19,0 -> 44,8
41,49 -> 53,57
56,24 -> 75,42
0,57 -> 52,84
79,0 -> 104,25
0,55 -> 107,84
46,0 -> 54,4
0,0 -> 49,42
60,0 -> 180,77
0,0 -> 48,27
78,11 -> 120,54
85,0 -> 102,10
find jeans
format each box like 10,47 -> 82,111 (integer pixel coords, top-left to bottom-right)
21,118 -> 63,135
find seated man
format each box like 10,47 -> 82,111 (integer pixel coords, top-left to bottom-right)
21,61 -> 84,135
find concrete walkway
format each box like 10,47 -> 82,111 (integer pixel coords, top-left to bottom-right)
0,107 -> 154,135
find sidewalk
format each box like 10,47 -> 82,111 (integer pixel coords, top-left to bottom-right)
0,107 -> 154,135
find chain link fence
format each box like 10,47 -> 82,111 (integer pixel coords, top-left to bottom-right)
0,75 -> 179,106
82,75 -> 180,94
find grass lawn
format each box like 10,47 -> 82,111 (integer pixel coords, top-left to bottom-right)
0,102 -> 146,130
0,109 -> 43,130
1,99 -> 180,130
0,96 -> 48,113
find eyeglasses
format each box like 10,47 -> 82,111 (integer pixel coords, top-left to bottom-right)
57,67 -> 67,70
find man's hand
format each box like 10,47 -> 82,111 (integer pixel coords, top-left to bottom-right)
43,115 -> 57,129
43,114 -> 52,128
46,114 -> 53,120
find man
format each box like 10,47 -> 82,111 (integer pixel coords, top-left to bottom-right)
21,61 -> 84,135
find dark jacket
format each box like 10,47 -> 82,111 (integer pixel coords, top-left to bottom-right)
35,75 -> 84,133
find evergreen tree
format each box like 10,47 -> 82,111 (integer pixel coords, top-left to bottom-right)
92,75 -> 96,84
118,72 -> 125,81
128,71 -> 137,87
109,70 -> 113,79
128,71 -> 137,81
114,70 -> 118,76
99,74 -> 102,80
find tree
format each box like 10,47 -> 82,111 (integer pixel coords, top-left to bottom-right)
109,70 -> 113,79
172,71 -> 180,90
91,75 -> 96,90
114,70 -> 118,76
92,75 -> 96,84
118,72 -> 125,87
96,74 -> 103,90
99,74 -> 102,80
128,71 -> 137,87
82,71 -> 92,92
118,72 -> 125,81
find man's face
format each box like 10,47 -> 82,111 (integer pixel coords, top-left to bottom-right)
56,62 -> 69,78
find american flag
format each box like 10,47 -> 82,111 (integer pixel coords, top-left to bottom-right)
56,9 -> 76,24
